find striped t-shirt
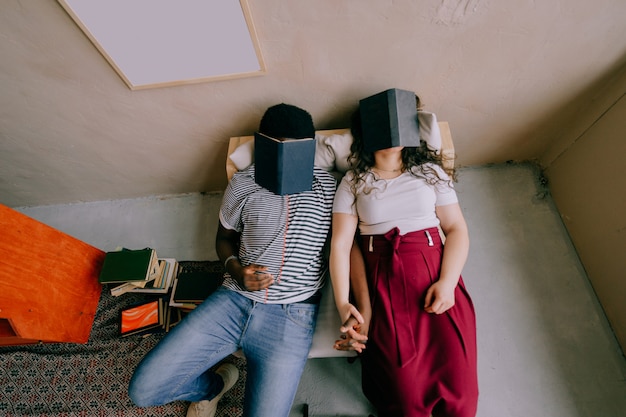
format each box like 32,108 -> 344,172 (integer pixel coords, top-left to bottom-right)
219,165 -> 336,303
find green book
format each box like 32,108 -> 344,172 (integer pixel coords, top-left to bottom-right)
98,248 -> 158,284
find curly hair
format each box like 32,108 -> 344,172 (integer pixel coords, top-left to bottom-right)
347,95 -> 456,196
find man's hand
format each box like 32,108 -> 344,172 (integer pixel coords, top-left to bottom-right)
237,264 -> 274,291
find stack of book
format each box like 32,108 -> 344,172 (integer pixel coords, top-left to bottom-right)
98,248 -> 178,297
99,248 -> 225,338
110,258 -> 178,297
98,248 -> 182,337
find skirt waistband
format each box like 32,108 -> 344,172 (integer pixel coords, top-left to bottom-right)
361,227 -> 442,253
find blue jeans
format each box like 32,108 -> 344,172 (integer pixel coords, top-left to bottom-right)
128,287 -> 319,417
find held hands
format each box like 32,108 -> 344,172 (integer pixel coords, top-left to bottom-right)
334,303 -> 369,353
424,280 -> 456,314
235,264 -> 274,291
334,315 -> 369,353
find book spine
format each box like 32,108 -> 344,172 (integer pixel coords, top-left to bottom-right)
276,141 -> 286,194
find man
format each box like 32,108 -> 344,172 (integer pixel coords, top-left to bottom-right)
129,103 -> 336,417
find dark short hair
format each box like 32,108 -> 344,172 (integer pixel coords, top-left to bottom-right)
259,103 -> 315,139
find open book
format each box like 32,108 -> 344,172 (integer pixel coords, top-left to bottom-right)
254,132 -> 316,195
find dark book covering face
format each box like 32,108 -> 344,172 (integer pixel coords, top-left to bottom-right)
254,132 -> 316,195
359,88 -> 421,153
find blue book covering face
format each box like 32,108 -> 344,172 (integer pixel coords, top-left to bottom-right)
254,132 -> 315,195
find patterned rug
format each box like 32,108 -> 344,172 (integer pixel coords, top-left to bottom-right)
0,261 -> 246,417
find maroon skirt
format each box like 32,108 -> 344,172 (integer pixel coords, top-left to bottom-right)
359,227 -> 478,417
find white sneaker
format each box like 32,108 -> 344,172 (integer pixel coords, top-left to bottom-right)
186,363 -> 239,417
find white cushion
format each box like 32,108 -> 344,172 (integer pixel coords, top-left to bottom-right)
228,131 -> 354,174
315,132 -> 353,174
417,111 -> 442,151
229,139 -> 255,171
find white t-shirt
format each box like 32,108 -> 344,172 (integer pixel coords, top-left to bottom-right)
332,163 -> 458,235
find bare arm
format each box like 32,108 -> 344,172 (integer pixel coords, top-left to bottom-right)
334,240 -> 371,352
215,221 -> 274,291
347,241 -> 371,326
329,212 -> 363,324
424,203 -> 470,314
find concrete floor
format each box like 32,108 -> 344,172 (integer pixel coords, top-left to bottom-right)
16,163 -> 626,417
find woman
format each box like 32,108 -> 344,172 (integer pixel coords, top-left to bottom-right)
330,97 -> 478,417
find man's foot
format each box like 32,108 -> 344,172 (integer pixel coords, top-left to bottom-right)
186,363 -> 239,417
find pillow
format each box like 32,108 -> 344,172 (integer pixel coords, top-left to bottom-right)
229,139 -> 254,171
227,113 -> 440,176
417,111 -> 441,151
227,131 -> 354,174
314,132 -> 353,174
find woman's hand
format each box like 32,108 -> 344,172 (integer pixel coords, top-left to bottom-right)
338,302 -> 364,328
424,280 -> 456,314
